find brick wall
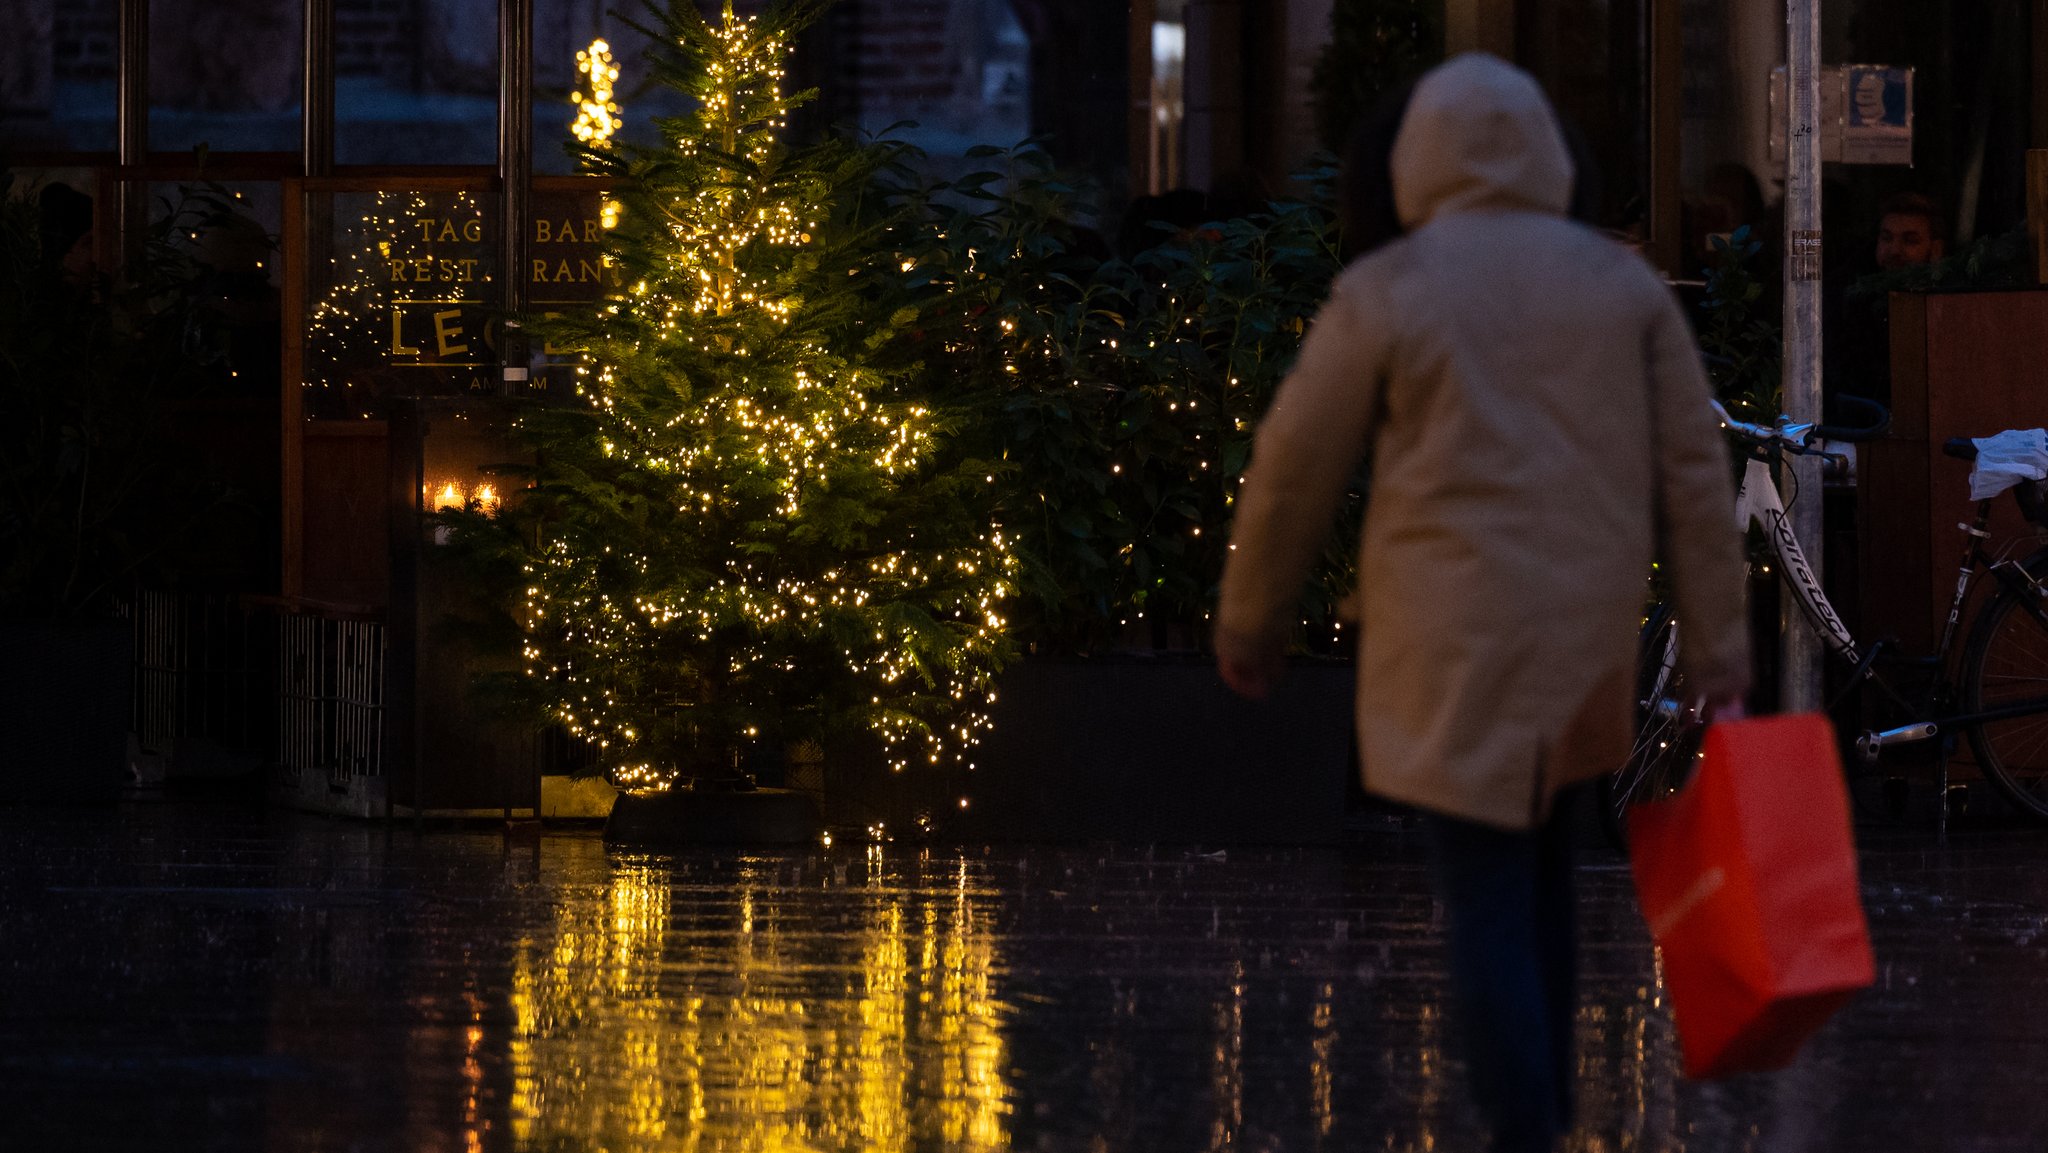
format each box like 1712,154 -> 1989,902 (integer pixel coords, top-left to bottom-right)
45,0 -> 418,87
846,0 -> 965,110
42,0 -> 996,109
53,0 -> 116,83
336,0 -> 420,82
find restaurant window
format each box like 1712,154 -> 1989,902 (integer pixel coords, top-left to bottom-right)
1517,0 -> 1656,242
299,181 -> 499,420
1148,0 -> 1186,195
151,180 -> 284,397
1822,0 -> 2037,255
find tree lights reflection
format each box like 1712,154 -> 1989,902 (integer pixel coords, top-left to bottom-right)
506,854 -> 1010,1150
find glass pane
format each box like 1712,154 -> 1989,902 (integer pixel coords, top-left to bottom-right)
1,0 -> 118,151
149,0 -> 303,153
846,0 -> 1034,173
303,185 -> 499,419
529,0 -> 698,176
1518,0 -> 1652,241
527,181 -> 614,308
1149,8 -> 1186,195
149,180 -> 284,397
1825,0 -> 2033,251
335,0 -> 498,166
1673,0 -> 1780,280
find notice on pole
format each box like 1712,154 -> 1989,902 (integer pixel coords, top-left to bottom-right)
1769,65 -> 1914,167
1789,229 -> 1822,282
1842,66 -> 1913,165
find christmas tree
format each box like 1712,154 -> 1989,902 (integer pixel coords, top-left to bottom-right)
507,0 -> 1015,792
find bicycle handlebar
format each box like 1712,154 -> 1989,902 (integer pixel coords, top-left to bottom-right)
1709,395 -> 1892,454
1815,395 -> 1891,442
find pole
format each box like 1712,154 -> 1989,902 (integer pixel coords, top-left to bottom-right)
114,0 -> 146,278
1782,0 -> 1824,714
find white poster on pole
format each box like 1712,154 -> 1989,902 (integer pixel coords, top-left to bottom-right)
1769,65 -> 1914,166
1842,66 -> 1913,165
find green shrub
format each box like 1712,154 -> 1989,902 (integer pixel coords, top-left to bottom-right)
892,149 -> 1357,654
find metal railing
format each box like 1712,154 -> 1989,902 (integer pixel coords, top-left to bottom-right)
274,605 -> 386,794
131,588 -> 253,756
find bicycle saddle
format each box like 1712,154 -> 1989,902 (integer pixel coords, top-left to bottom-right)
1940,437 -> 2048,523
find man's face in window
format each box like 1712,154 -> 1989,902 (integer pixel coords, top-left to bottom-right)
1876,212 -> 1942,271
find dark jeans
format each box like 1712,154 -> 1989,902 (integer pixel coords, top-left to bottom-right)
1423,789 -> 1580,1153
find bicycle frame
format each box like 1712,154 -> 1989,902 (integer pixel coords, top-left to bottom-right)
1627,407 -> 2048,832
1737,453 -> 2048,750
1735,456 -> 1859,664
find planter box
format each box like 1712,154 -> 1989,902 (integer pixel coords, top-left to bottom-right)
941,657 -> 1355,845
0,618 -> 132,804
606,786 -> 821,846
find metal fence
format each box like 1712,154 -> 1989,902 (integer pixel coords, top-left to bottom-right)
275,610 -> 387,794
131,588 -> 253,755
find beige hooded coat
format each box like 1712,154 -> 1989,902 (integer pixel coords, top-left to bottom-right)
1216,54 -> 1752,831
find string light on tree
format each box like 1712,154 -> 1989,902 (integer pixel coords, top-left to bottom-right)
571,39 -> 622,149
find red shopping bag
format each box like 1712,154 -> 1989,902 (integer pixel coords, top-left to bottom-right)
1626,713 -> 1875,1079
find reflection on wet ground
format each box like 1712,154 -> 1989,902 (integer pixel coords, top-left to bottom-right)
1,803 -> 2044,1151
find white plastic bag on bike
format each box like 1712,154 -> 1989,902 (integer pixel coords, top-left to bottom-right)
1968,428 -> 2048,500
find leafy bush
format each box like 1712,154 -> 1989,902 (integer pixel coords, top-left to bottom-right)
889,148 -> 1357,654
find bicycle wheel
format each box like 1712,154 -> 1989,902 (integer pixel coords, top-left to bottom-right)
1961,573 -> 2048,822
1606,605 -> 1704,838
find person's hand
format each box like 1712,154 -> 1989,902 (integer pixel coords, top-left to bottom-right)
1701,695 -> 1748,724
1216,633 -> 1285,700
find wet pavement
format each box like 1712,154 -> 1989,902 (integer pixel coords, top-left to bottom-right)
1,802 -> 2044,1152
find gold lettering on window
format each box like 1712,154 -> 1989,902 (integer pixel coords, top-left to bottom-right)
433,309 -> 469,356
390,307 -> 421,355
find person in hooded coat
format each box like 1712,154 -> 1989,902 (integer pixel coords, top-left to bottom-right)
1215,54 -> 1752,1151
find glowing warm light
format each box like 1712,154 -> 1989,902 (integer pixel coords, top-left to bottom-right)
571,39 -> 622,149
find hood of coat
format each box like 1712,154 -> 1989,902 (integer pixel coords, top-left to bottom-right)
1391,53 -> 1575,229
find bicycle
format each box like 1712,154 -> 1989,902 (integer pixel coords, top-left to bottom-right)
1611,397 -> 2048,836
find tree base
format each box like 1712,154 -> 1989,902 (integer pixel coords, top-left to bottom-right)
604,785 -> 821,847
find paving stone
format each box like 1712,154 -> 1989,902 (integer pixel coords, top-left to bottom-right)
0,802 -> 2042,1151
